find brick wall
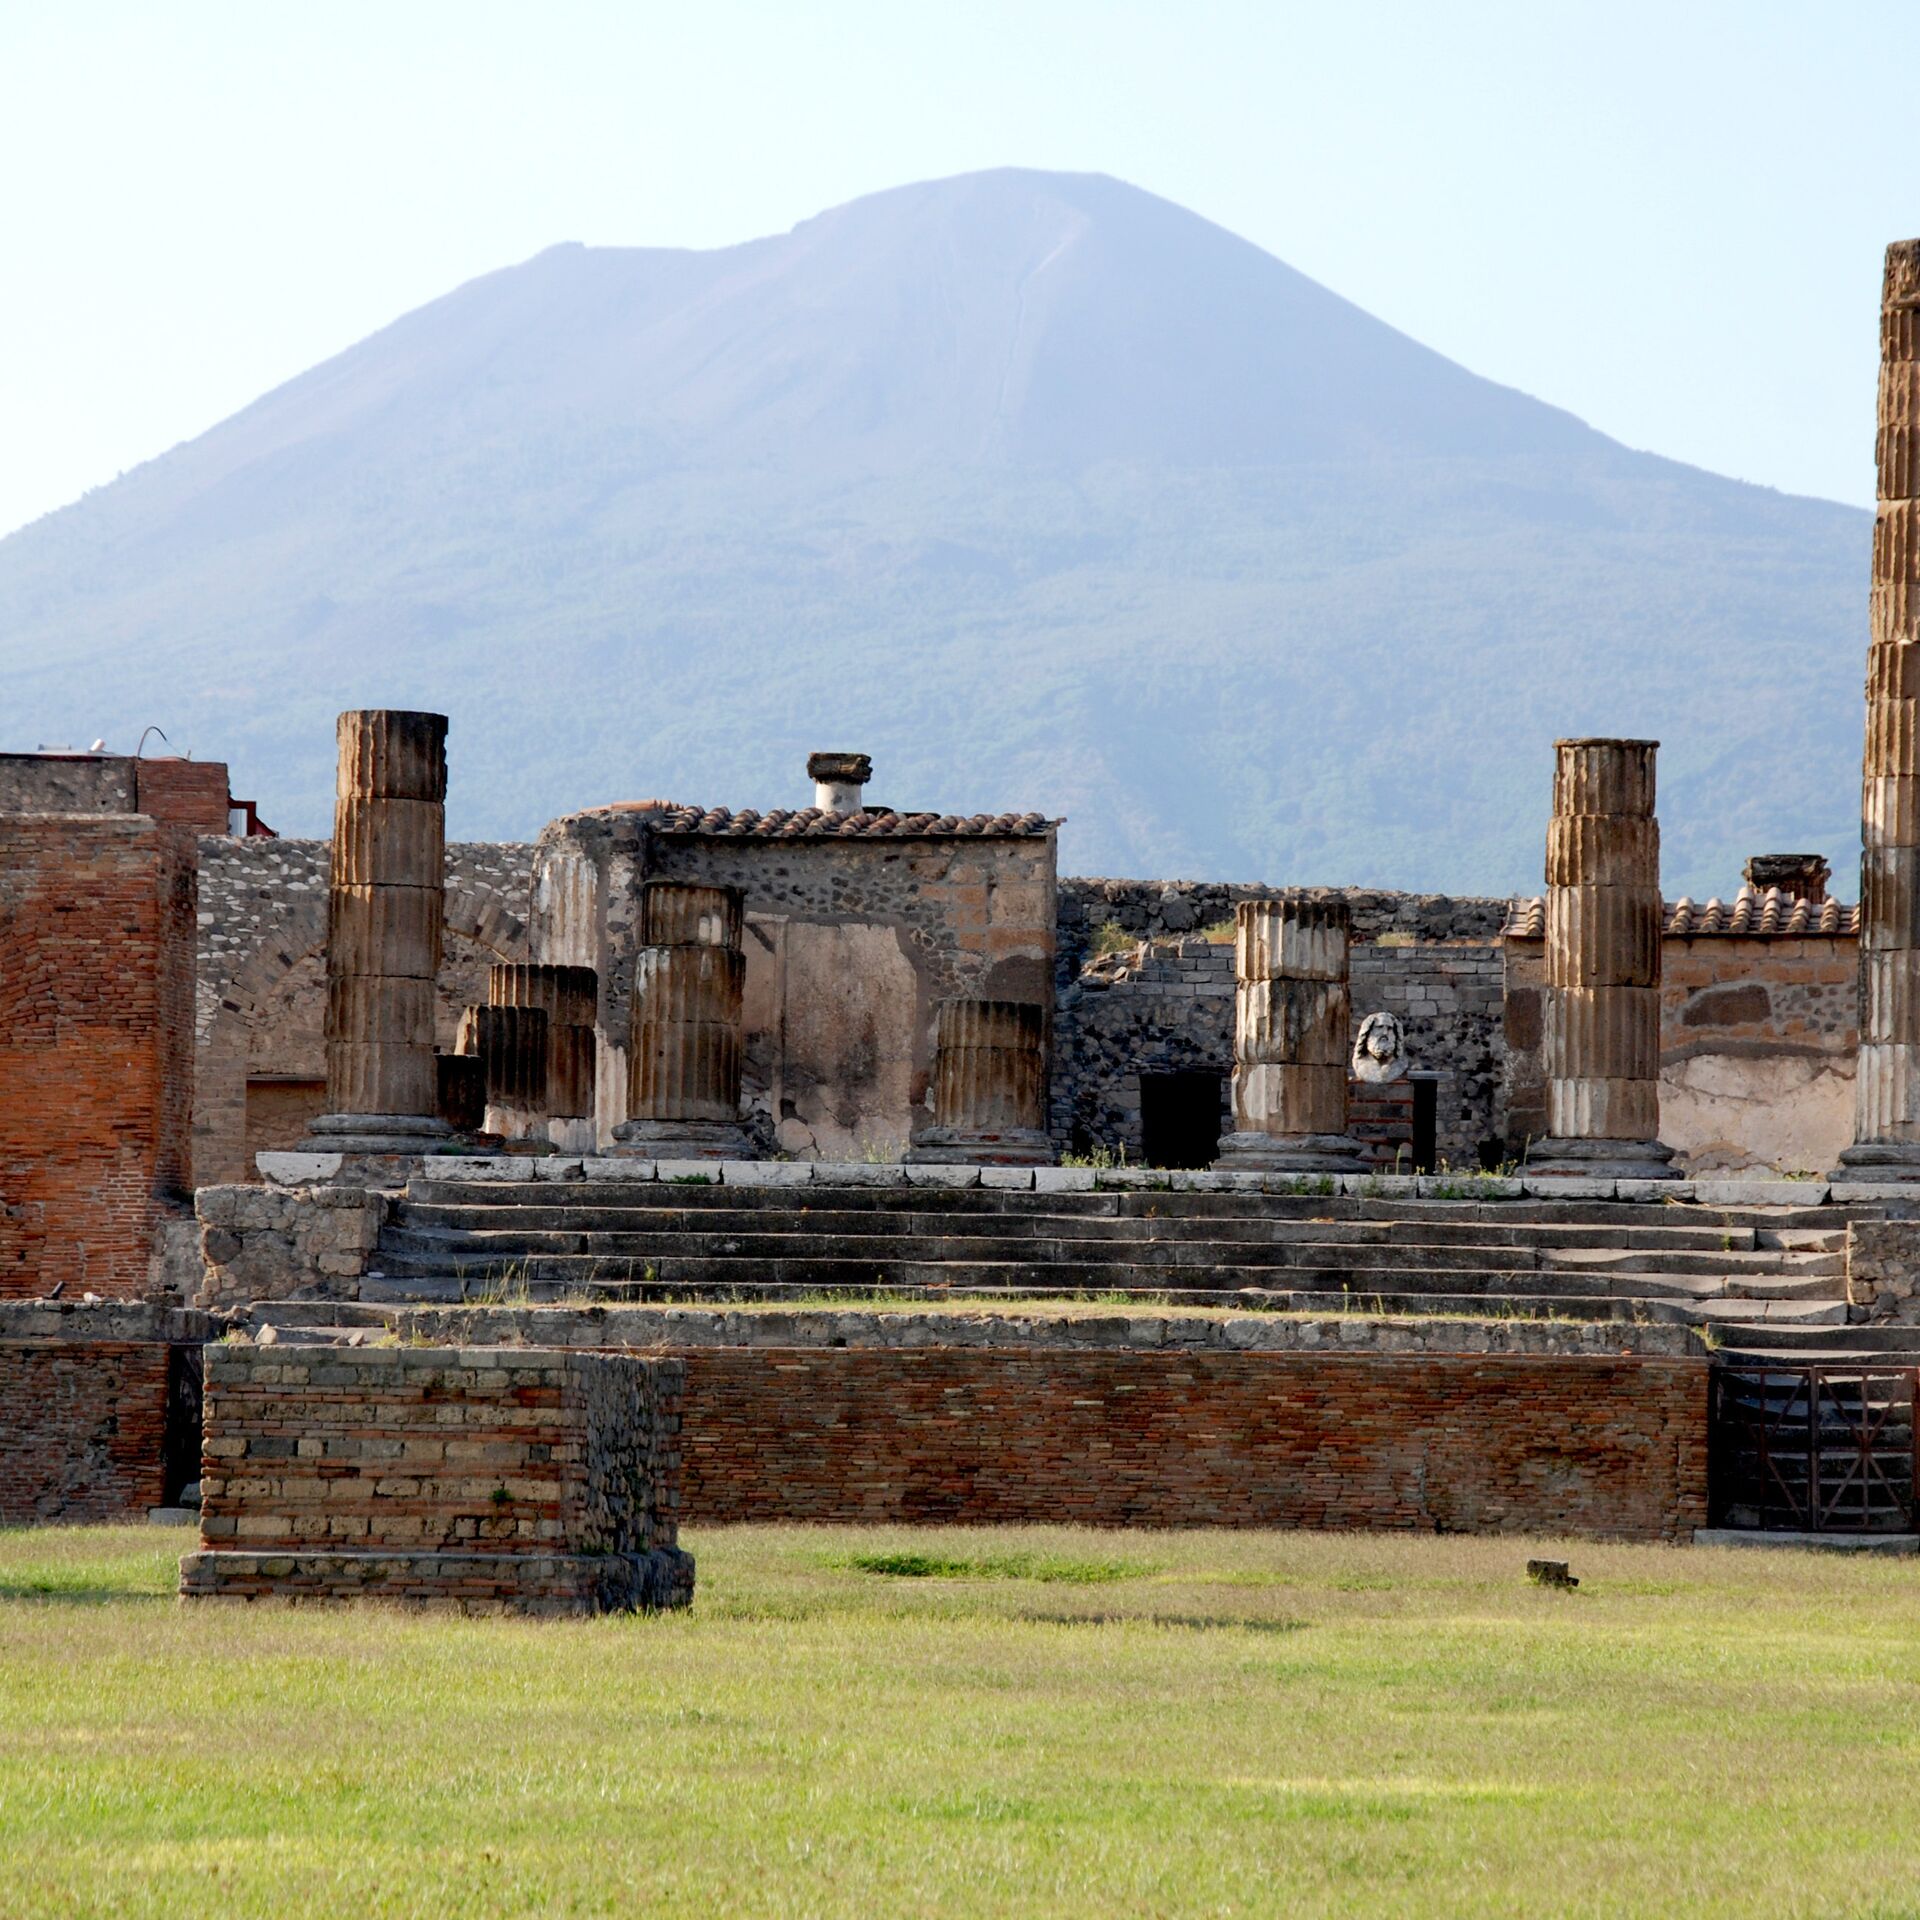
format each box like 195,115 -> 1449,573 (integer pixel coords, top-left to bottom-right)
677,1348 -> 1707,1541
183,1345 -> 693,1613
0,1304 -> 210,1522
0,815 -> 199,1296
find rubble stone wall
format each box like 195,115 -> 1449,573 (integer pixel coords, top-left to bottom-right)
674,1347 -> 1707,1541
194,1183 -> 389,1309
1053,925 -> 1505,1166
182,1344 -> 692,1613
193,839 -> 534,1184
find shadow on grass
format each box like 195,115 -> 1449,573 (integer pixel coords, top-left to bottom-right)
0,1583 -> 172,1604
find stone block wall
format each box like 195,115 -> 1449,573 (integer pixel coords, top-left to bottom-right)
675,1348 -> 1707,1541
194,1184 -> 388,1308
1846,1219 -> 1920,1323
0,1303 -> 211,1522
182,1345 -> 693,1614
0,815 -> 199,1297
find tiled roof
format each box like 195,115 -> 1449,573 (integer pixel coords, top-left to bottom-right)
616,803 -> 1056,839
1503,886 -> 1858,940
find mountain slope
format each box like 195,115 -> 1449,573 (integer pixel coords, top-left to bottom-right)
0,168 -> 1870,892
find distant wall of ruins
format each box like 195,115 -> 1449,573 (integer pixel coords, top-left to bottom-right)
192,839 -> 534,1184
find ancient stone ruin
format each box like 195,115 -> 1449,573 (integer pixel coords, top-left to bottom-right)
16,239 -> 1920,1573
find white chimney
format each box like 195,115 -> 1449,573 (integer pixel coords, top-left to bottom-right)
808,751 -> 872,812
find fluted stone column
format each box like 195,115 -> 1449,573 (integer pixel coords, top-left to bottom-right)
302,710 -> 450,1155
1215,895 -> 1365,1173
613,883 -> 753,1160
456,1004 -> 550,1142
905,1000 -> 1053,1166
1839,239 -> 1920,1181
490,963 -> 598,1150
1529,738 -> 1678,1180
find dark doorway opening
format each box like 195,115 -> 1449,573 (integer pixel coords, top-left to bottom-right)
1410,1075 -> 1438,1174
1141,1071 -> 1225,1169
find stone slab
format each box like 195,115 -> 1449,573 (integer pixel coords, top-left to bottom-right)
655,1162 -> 723,1185
1523,1177 -> 1617,1199
1032,1168 -> 1097,1192
809,1164 -> 910,1187
1616,1179 -> 1691,1204
533,1157 -> 586,1182
720,1161 -> 814,1187
981,1167 -> 1037,1189
1691,1179 -> 1831,1208
256,1152 -> 344,1186
583,1158 -> 656,1181
902,1163 -> 983,1188
1692,1529 -> 1919,1555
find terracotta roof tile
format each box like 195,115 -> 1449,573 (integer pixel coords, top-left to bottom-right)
1503,886 -> 1858,940
631,803 -> 1056,840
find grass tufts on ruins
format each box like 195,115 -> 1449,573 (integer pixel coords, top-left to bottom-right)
7,1524 -> 1920,1914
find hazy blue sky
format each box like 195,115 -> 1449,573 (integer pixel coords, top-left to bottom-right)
2,1 -> 1915,538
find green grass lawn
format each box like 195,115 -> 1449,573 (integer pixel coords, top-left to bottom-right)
3,1525 -> 1920,1917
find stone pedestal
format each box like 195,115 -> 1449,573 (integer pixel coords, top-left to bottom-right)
490,963 -> 598,1151
1215,896 -> 1366,1173
1839,240 -> 1920,1181
905,999 -> 1053,1165
302,711 -> 452,1155
613,884 -> 753,1160
1529,738 -> 1678,1180
456,1004 -> 550,1142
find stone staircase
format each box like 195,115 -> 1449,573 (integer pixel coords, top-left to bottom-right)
356,1176 -> 1885,1359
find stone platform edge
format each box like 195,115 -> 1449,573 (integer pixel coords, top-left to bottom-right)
254,1151 -> 1916,1206
179,1545 -> 695,1615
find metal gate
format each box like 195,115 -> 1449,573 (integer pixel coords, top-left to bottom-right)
1709,1366 -> 1918,1533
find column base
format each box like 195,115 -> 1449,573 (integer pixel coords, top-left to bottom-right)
1213,1131 -> 1368,1174
298,1113 -> 454,1155
1525,1137 -> 1682,1180
1831,1141 -> 1920,1184
904,1127 -> 1054,1167
610,1118 -> 757,1161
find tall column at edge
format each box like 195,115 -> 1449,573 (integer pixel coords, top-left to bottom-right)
1839,237 -> 1920,1181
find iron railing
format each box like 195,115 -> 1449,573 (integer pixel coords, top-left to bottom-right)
1709,1366 -> 1918,1533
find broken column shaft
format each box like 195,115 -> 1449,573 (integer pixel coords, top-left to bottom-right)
1839,238 -> 1920,1180
613,883 -> 753,1160
456,1004 -> 549,1142
304,710 -> 451,1155
1214,895 -> 1365,1174
905,999 -> 1053,1166
1529,738 -> 1677,1180
489,963 -> 598,1150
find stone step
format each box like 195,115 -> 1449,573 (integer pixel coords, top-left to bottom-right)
401,1177 -> 1860,1232
357,1271 -> 1685,1322
377,1227 -> 1566,1273
363,1248 -> 1836,1305
386,1200 -> 1812,1256
1540,1246 -> 1847,1279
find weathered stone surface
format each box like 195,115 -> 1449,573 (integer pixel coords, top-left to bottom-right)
1840,242 -> 1920,1181
615,883 -> 753,1159
1532,738 -> 1677,1180
906,998 -> 1051,1166
1217,896 -> 1365,1172
194,1182 -> 388,1307
489,963 -> 597,1122
456,1003 -> 549,1139
309,711 -> 452,1151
